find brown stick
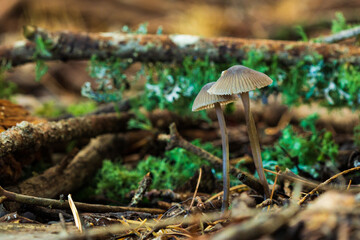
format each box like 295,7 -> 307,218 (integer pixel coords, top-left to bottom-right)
0,186 -> 164,214
298,166 -> 360,205
158,123 -> 265,196
3,25 -> 360,67
0,113 -> 131,157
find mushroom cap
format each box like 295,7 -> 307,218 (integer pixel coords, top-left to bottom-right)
192,82 -> 238,112
207,65 -> 273,95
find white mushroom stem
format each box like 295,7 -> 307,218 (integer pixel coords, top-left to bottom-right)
239,92 -> 271,198
214,102 -> 230,211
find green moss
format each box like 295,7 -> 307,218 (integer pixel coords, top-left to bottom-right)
66,100 -> 97,116
95,139 -> 222,200
35,101 -> 63,118
331,12 -> 353,34
262,114 -> 339,178
0,62 -> 17,99
35,100 -> 98,118
355,123 -> 360,147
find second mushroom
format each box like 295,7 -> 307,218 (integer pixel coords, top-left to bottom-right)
192,82 -> 237,211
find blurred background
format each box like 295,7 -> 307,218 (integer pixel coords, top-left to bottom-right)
1,0 -> 360,107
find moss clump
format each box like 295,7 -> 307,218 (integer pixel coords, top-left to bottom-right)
95,139 -> 221,200
66,101 -> 97,116
35,100 -> 98,118
262,114 -> 339,178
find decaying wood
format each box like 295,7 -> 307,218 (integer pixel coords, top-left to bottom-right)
0,113 -> 131,158
0,185 -> 164,214
7,134 -> 120,199
158,123 -> 266,196
3,25 -> 360,67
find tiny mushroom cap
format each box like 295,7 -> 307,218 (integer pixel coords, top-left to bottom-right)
192,82 -> 238,112
207,65 -> 273,95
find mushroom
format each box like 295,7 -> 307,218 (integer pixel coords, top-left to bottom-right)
192,82 -> 238,211
207,65 -> 272,198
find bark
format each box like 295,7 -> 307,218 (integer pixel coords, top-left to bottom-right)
0,113 -> 131,158
2,25 -> 360,67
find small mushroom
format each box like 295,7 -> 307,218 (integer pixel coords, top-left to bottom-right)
208,65 -> 272,198
192,82 -> 238,211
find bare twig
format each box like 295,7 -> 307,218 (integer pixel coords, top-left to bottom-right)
129,172 -> 153,207
268,166 -> 280,211
205,184 -> 248,203
264,168 -> 360,193
3,25 -> 360,67
317,26 -> 360,43
158,123 -> 265,196
298,166 -> 360,205
0,185 -> 164,214
0,113 -> 131,157
189,168 -> 202,210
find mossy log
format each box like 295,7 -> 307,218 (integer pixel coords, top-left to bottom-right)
2,26 -> 360,67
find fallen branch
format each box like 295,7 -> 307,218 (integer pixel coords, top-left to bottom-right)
0,113 -> 131,157
317,26 -> 360,43
158,123 -> 265,196
0,185 -> 164,214
7,134 -> 122,199
3,25 -> 360,67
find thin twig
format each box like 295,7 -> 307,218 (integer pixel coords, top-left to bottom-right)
298,166 -> 360,205
205,185 -> 248,203
317,26 -> 360,43
264,168 -> 360,192
0,186 -> 164,214
189,168 -> 202,210
268,166 -> 280,211
158,123 -> 265,196
347,179 -> 352,190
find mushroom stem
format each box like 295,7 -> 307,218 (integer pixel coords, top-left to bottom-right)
239,92 -> 271,198
214,102 -> 230,211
